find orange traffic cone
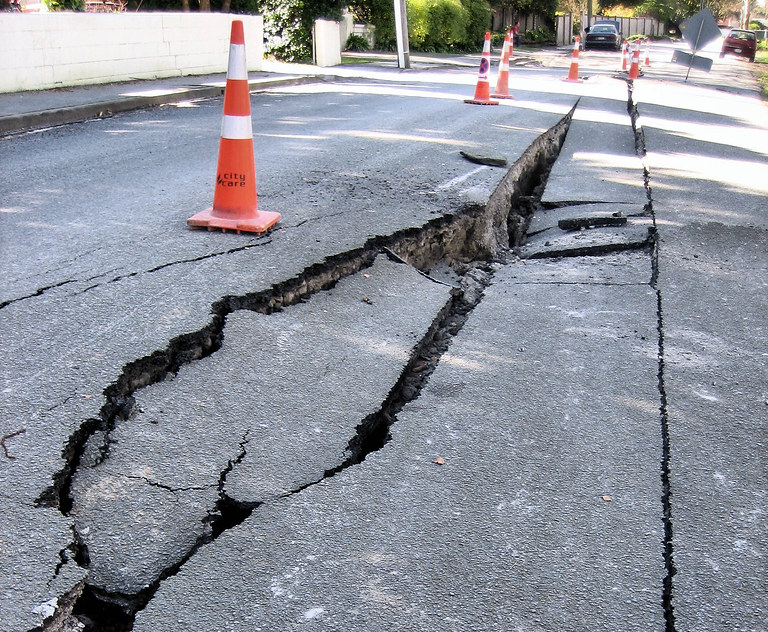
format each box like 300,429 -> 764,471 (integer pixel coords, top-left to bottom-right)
628,42 -> 641,79
643,38 -> 651,67
563,37 -> 583,83
465,32 -> 499,105
620,41 -> 628,72
187,20 -> 281,235
491,31 -> 514,99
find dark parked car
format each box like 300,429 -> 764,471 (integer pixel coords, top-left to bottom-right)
584,23 -> 621,51
720,29 -> 756,62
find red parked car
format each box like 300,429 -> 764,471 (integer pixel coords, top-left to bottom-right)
720,29 -> 757,62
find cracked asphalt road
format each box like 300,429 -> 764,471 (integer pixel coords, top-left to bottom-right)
1,46 -> 766,631
72,255 -> 453,597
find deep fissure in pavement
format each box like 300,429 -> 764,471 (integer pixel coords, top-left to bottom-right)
37,110 -> 574,632
629,82 -> 676,632
651,238 -> 678,632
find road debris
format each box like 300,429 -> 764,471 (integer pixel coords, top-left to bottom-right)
460,150 -> 508,167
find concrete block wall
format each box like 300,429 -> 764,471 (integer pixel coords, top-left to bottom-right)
0,12 -> 264,93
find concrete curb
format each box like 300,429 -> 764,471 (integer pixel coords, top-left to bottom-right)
0,76 -> 318,136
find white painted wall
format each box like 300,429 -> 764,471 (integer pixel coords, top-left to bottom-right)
0,12 -> 264,93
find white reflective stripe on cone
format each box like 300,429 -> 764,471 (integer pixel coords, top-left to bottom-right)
220,114 -> 253,140
227,45 -> 248,80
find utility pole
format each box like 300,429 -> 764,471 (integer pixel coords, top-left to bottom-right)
393,0 -> 411,69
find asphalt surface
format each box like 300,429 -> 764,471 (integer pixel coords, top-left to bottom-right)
1,42 -> 766,632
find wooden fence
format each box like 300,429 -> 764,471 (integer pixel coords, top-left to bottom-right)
491,10 -> 549,35
555,13 -> 664,46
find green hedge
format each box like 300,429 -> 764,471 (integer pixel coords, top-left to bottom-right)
367,0 -> 491,52
523,25 -> 554,44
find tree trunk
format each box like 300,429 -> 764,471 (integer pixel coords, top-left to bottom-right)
199,0 -> 210,11
181,0 -> 190,11
221,0 -> 231,12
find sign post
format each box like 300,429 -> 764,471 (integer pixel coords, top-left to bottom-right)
674,8 -> 721,80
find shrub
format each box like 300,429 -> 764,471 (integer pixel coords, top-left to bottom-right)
523,25 -> 555,44
407,0 -> 432,48
424,0 -> 469,51
463,0 -> 492,46
345,33 -> 371,51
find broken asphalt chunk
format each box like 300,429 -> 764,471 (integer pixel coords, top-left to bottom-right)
460,150 -> 508,168
558,216 -> 627,231
527,203 -> 643,236
519,203 -> 652,259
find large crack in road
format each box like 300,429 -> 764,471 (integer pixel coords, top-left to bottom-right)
33,108 -> 574,631
38,81 -> 674,632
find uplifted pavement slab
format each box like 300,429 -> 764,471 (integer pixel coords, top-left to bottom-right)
541,94 -> 648,207
71,255 -> 452,597
134,256 -> 665,632
519,203 -> 653,259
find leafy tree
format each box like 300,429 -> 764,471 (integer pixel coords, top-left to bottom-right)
465,0 -> 494,41
557,0 -> 587,14
636,0 -> 698,28
705,0 -> 742,21
352,0 -> 396,48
